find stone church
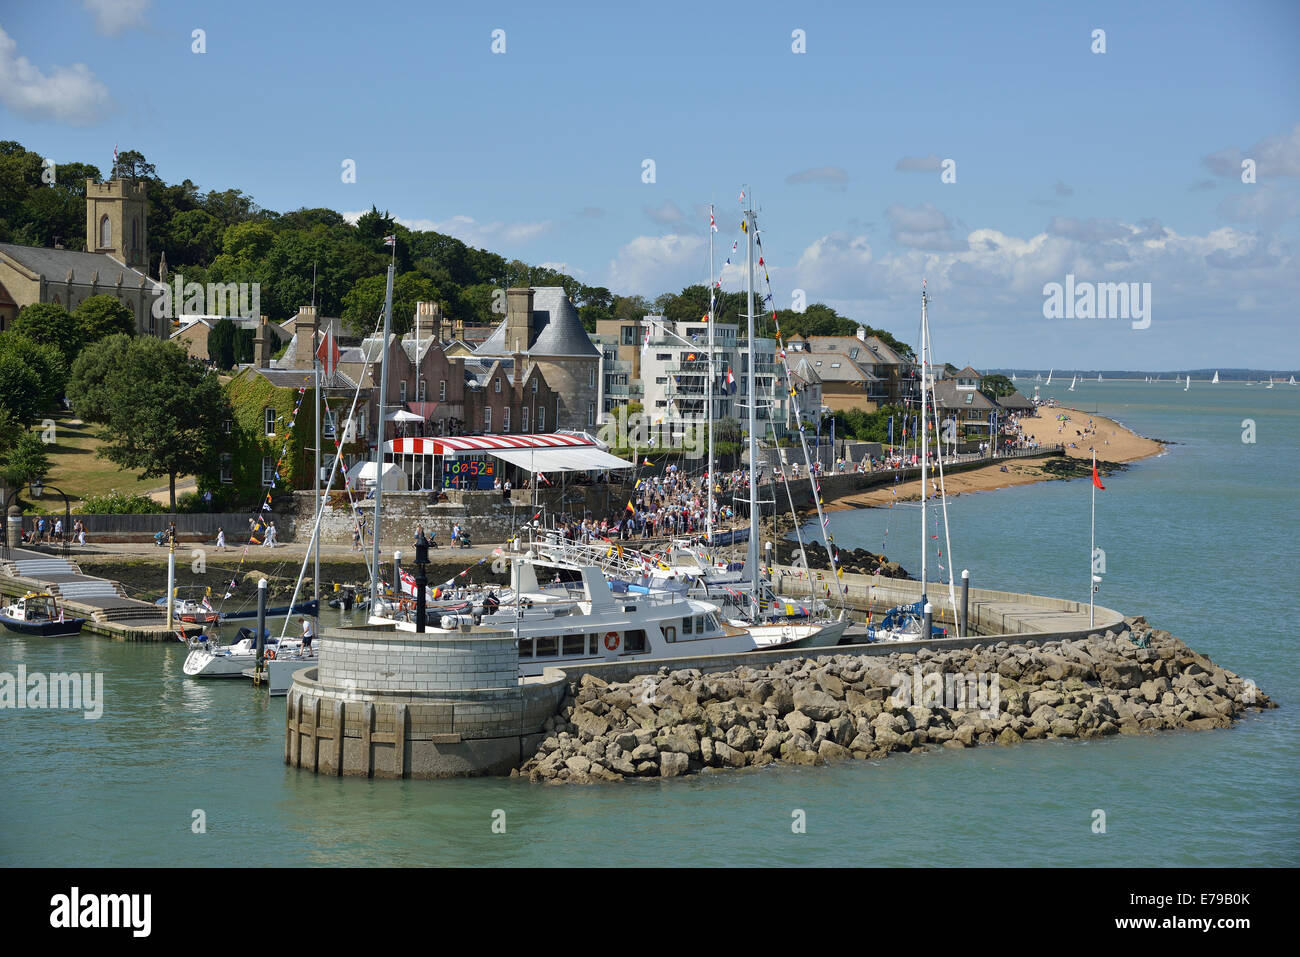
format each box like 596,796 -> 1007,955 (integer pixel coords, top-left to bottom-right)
0,178 -> 165,337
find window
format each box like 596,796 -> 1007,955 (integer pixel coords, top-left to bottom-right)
589,368 -> 596,387
624,629 -> 647,653
439,379 -> 446,401
503,408 -> 510,431
849,348 -> 859,359
418,380 -> 427,401
264,408 -> 276,435
621,325 -> 635,345
261,457 -> 275,486
663,626 -> 677,643
656,353 -> 671,361
220,454 -> 233,484
696,615 -> 708,633
400,380 -> 407,403
484,406 -> 492,430
99,216 -> 110,249
521,407 -> 529,432
562,635 -> 586,656
965,393 -> 974,405
587,403 -> 594,427
535,636 -> 558,657
682,616 -> 693,635
531,378 -> 538,394
222,418 -> 232,434
495,377 -> 501,393
656,377 -> 666,384
537,407 -> 545,431
517,637 -> 533,658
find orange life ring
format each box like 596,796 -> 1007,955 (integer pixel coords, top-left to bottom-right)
265,648 -> 276,660
603,632 -> 620,651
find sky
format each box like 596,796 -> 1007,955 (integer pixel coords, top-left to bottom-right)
1,0 -> 1298,370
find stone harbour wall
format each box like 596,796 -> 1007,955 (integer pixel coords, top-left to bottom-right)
285,623 -> 565,778
515,617 -> 1275,783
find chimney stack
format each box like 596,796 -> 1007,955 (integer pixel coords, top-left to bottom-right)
294,304 -> 318,367
856,326 -> 867,341
414,300 -> 441,339
505,287 -> 534,354
255,316 -> 274,367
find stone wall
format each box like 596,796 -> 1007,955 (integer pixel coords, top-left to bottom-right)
285,622 -> 565,779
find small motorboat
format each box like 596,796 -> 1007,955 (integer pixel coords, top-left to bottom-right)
0,592 -> 86,637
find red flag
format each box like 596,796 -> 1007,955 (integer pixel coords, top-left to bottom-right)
1092,460 -> 1105,490
316,330 -> 340,377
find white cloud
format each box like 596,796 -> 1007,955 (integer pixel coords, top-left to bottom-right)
885,202 -> 968,251
643,200 -> 685,225
341,210 -> 552,248
82,0 -> 150,35
606,234 -> 708,296
786,166 -> 849,191
0,26 -> 112,125
1204,124 -> 1300,178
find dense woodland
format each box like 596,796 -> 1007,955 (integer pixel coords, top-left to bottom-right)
0,140 -> 914,354
0,139 -> 922,498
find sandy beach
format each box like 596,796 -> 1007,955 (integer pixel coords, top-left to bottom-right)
825,405 -> 1165,510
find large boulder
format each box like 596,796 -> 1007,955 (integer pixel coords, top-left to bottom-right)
793,688 -> 843,722
659,752 -> 690,778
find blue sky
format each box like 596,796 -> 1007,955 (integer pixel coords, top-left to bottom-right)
2,0 -> 1298,369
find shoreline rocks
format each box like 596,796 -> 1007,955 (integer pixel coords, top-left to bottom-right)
514,617 -> 1275,784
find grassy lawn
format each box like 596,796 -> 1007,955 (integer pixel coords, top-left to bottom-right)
24,412 -> 156,513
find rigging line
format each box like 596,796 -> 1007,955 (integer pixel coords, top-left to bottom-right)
747,209 -> 847,608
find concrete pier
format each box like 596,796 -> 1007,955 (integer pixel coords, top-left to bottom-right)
284,623 -> 565,779
0,546 -> 185,640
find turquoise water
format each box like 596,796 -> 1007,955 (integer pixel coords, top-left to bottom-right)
2,381 -> 1297,866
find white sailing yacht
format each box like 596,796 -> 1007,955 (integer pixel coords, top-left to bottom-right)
1290,375 -> 1297,385
1097,373 -> 1103,381
1266,376 -> 1274,389
868,282 -> 957,643
1185,375 -> 1191,391
1045,369 -> 1053,385
1212,370 -> 1220,384
1068,375 -> 1077,392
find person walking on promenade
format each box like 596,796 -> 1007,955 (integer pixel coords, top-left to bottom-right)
300,617 -> 315,656
263,520 -> 277,547
216,526 -> 226,551
352,520 -> 363,551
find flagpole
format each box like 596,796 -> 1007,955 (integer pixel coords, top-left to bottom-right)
369,239 -> 396,614
706,202 -> 715,549
1090,448 -> 1096,627
312,261 -> 320,611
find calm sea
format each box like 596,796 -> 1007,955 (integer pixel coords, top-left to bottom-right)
2,380 -> 1296,867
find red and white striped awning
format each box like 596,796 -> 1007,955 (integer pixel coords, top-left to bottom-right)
384,431 -> 600,455
383,431 -> 635,472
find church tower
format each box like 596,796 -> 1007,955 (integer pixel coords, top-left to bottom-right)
85,178 -> 148,270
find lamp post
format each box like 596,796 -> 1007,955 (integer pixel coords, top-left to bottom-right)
413,526 -> 429,633
27,479 -> 72,560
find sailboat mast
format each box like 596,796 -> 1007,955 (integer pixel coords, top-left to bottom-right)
706,202 -> 715,548
1090,449 -> 1096,627
919,282 -> 929,607
369,250 -> 396,613
312,261 -> 320,608
744,196 -> 759,598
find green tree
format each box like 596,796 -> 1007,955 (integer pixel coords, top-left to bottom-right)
341,271 -> 437,336
0,331 -> 67,421
67,334 -> 133,423
208,317 -> 237,370
94,339 -> 231,509
74,295 -> 136,343
979,373 -> 1016,400
12,301 -> 82,363
0,350 -> 43,425
0,408 -> 51,488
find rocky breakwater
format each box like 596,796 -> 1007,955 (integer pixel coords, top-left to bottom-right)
516,617 -> 1274,783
